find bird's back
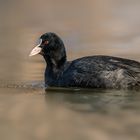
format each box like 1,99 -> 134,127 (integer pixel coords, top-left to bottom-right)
59,55 -> 140,89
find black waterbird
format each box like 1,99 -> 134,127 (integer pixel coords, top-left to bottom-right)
29,32 -> 140,90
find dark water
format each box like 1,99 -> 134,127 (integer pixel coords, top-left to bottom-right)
0,0 -> 140,140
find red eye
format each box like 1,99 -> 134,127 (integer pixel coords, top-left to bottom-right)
44,40 -> 49,45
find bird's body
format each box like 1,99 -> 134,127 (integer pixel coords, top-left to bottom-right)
45,55 -> 140,89
30,33 -> 140,90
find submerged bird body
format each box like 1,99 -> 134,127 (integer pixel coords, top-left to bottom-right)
30,33 -> 140,89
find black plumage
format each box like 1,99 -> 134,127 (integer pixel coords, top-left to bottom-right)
30,32 -> 140,89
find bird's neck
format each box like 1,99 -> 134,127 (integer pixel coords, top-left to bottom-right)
44,55 -> 67,72
44,55 -> 67,86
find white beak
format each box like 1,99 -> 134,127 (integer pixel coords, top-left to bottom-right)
29,39 -> 42,56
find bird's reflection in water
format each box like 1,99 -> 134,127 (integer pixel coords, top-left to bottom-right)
44,88 -> 140,114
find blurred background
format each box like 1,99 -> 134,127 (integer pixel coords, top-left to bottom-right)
0,0 -> 140,140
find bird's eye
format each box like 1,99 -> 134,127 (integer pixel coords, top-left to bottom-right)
44,40 -> 49,45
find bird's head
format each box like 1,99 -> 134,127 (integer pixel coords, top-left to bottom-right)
29,32 -> 66,67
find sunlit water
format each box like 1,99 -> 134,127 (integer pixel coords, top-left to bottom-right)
0,0 -> 140,140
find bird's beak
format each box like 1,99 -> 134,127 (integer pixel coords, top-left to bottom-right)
29,39 -> 42,56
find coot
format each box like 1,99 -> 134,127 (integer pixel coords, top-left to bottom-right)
29,32 -> 140,89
